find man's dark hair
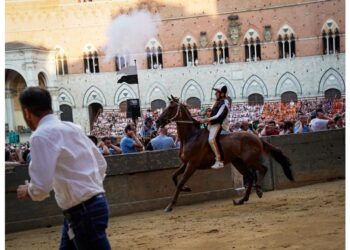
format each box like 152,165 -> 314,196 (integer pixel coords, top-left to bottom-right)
88,135 -> 98,145
101,136 -> 111,142
334,116 -> 341,122
124,124 -> 133,133
316,108 -> 324,114
268,120 -> 276,125
19,87 -> 53,116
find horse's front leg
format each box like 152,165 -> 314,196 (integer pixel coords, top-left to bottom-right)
172,163 -> 192,192
165,163 -> 197,212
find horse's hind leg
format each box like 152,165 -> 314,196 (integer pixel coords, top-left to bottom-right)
233,171 -> 254,205
172,163 -> 191,192
165,164 -> 196,212
254,164 -> 268,198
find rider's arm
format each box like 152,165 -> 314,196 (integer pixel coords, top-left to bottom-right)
209,104 -> 228,124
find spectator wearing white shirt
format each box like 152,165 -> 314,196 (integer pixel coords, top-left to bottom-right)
16,87 -> 111,249
310,108 -> 332,132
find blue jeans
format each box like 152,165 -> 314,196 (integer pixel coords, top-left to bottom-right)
59,194 -> 111,250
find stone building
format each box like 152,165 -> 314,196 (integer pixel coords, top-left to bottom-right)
5,0 -> 345,133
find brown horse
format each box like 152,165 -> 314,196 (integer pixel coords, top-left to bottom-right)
156,96 -> 294,212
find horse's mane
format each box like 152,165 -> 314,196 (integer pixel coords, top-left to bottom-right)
180,102 -> 201,129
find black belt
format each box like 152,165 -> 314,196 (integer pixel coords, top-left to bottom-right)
63,193 -> 105,216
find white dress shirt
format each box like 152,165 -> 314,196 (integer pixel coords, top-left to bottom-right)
27,114 -> 107,210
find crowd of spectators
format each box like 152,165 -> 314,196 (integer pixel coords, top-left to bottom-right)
5,142 -> 31,163
5,97 -> 345,162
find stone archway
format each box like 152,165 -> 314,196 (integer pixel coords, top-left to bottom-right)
60,104 -> 73,122
151,99 -> 166,111
38,72 -> 47,89
248,93 -> 264,105
88,103 -> 103,131
281,91 -> 298,104
324,88 -> 341,99
5,69 -> 28,133
186,97 -> 201,109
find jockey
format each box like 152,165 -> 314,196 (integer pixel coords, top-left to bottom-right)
199,85 -> 230,169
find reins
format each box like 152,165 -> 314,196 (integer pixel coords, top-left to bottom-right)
168,101 -> 194,124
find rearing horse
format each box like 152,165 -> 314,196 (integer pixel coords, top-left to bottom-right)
156,96 -> 294,212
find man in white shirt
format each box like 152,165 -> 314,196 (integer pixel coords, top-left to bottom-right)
16,87 -> 111,249
310,108 -> 332,132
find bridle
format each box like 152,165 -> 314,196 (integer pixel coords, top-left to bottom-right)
168,101 -> 194,124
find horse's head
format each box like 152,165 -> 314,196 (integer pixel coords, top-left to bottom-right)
156,95 -> 180,129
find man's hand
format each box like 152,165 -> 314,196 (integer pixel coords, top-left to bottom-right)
17,181 -> 30,200
198,118 -> 210,123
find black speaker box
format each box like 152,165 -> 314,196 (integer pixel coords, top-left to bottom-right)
126,99 -> 141,119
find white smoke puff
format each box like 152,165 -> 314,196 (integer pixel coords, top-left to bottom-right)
103,9 -> 160,62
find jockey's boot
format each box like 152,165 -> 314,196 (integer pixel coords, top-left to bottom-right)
211,161 -> 224,169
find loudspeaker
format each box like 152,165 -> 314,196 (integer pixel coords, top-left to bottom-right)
127,99 -> 141,119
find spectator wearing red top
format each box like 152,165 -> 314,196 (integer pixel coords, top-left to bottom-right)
260,120 -> 280,136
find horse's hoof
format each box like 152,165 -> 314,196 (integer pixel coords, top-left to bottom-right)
233,200 -> 244,206
164,206 -> 173,212
256,190 -> 263,198
181,186 -> 192,192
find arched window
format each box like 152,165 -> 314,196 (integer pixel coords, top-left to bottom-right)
277,25 -> 296,59
182,36 -> 198,67
322,20 -> 340,55
325,88 -> 341,99
83,44 -> 99,74
244,29 -> 261,62
38,72 -> 47,89
281,91 -> 298,104
186,97 -> 201,109
60,104 -> 73,122
212,32 -> 229,64
88,103 -> 103,130
248,94 -> 264,105
55,48 -> 68,75
115,55 -> 129,71
151,99 -> 166,111
146,39 -> 163,69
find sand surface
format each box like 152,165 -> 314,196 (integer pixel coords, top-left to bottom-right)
6,180 -> 345,250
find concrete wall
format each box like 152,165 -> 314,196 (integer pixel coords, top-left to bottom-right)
5,129 -> 345,233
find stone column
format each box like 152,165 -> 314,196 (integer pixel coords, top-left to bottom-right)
47,86 -> 60,115
5,89 -> 15,131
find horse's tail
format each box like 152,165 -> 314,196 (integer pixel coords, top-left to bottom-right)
261,139 -> 294,181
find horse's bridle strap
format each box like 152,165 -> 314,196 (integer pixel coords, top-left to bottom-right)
168,101 -> 194,124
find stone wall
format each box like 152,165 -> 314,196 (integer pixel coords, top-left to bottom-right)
5,129 -> 345,233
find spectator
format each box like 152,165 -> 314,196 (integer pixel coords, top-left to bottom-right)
240,120 -> 253,133
101,137 -> 122,155
231,122 -> 241,132
334,116 -> 344,129
255,123 -> 265,136
146,127 -> 175,151
260,120 -> 280,136
294,115 -> 312,134
120,124 -> 144,154
138,117 -> 157,139
327,120 -> 337,130
310,109 -> 332,132
279,121 -> 294,135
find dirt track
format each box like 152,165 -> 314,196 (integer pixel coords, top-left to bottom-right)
6,180 -> 345,250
